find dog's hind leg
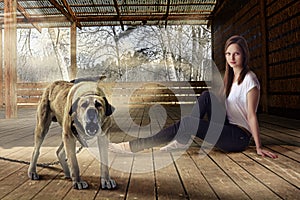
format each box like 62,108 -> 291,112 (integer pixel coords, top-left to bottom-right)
28,118 -> 52,180
56,142 -> 70,178
28,96 -> 52,180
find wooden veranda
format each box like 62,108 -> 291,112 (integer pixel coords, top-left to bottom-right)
1,0 -> 299,119
0,107 -> 299,199
0,0 -> 299,199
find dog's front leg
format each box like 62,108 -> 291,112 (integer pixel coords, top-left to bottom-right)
63,133 -> 88,190
98,135 -> 117,189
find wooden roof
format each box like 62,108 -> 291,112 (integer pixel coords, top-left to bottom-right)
0,0 -> 217,30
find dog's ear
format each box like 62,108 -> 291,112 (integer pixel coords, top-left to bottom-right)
69,98 -> 80,116
103,97 -> 115,116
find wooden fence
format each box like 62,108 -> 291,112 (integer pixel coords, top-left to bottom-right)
13,81 -> 210,108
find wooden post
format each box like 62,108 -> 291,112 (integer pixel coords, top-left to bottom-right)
259,0 -> 269,113
4,0 -> 17,118
0,25 -> 3,108
70,22 -> 77,80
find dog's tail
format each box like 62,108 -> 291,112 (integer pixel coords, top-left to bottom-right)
36,85 -> 54,121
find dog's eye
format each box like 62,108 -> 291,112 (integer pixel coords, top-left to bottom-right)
81,101 -> 89,108
95,101 -> 102,108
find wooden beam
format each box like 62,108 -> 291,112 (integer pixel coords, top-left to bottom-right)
16,16 -> 68,24
48,0 -> 81,29
70,22 -> 77,80
113,0 -> 124,31
165,0 -> 170,28
61,0 -> 82,29
10,13 -> 212,25
4,0 -> 17,118
17,2 -> 42,33
259,0 -> 269,113
0,25 -> 3,108
69,3 -> 217,7
78,14 -> 212,22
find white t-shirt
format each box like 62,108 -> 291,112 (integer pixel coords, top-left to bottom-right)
225,71 -> 260,133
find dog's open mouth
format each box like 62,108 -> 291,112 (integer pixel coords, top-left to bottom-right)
85,122 -> 99,136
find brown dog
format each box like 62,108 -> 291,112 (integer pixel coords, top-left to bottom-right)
28,78 -> 116,190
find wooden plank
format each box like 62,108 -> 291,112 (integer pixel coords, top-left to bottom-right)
15,81 -> 208,107
4,0 -> 17,118
190,150 -> 249,199
113,88 -> 205,95
0,148 -> 35,182
266,145 -> 300,161
175,150 -> 218,199
17,89 -> 44,96
0,108 -> 299,199
95,107 -> 144,199
260,127 -> 300,146
227,152 -> 299,199
125,106 -> 156,200
17,82 -> 50,89
126,153 -> 156,200
34,150 -> 94,199
259,114 -> 300,130
94,153 -> 132,199
150,107 -> 188,199
260,121 -> 300,138
258,133 -> 300,159
208,150 -> 281,199
70,22 -> 77,80
0,25 -> 3,108
35,149 -> 97,200
1,147 -> 61,200
153,151 -> 187,199
244,149 -> 300,188
259,0 -> 269,113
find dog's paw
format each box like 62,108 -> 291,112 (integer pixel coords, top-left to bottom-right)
73,180 -> 89,190
101,177 -> 117,190
28,172 -> 39,180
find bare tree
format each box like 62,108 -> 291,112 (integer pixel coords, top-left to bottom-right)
48,28 -> 69,80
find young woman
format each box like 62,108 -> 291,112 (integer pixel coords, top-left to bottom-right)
110,35 -> 278,159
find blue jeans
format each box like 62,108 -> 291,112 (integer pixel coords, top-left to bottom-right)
129,91 -> 251,152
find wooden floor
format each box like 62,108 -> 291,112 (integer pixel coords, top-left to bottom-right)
0,106 -> 299,200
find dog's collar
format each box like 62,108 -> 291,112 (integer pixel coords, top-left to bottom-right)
71,120 -> 88,147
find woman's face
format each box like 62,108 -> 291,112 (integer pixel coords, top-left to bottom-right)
225,43 -> 243,69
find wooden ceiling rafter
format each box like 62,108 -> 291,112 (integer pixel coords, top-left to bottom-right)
165,0 -> 171,28
61,0 -> 82,29
48,0 -> 82,29
0,0 -> 217,28
113,0 -> 124,31
12,14 -> 212,25
68,2 -> 216,7
16,2 -> 42,32
78,14 -> 212,22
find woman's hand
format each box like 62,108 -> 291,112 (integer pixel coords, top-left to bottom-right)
256,147 -> 278,159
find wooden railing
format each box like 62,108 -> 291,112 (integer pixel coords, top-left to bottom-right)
17,82 -> 49,107
15,81 -> 210,107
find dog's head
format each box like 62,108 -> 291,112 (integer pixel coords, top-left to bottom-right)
69,94 -> 114,139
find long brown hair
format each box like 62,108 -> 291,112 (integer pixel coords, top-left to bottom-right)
223,35 -> 250,97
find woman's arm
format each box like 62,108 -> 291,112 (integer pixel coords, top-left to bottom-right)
247,87 -> 278,159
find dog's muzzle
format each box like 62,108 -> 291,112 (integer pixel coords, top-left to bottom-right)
85,108 -> 100,136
